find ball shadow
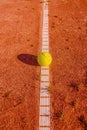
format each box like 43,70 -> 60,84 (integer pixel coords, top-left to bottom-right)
17,54 -> 39,66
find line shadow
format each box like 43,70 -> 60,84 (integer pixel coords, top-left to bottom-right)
17,54 -> 39,66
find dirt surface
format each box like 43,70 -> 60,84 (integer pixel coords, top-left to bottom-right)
0,0 -> 87,130
49,0 -> 87,130
0,0 -> 41,130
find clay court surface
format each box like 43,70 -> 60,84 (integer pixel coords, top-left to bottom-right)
0,0 -> 87,130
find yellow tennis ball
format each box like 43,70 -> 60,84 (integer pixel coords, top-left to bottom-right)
37,52 -> 52,66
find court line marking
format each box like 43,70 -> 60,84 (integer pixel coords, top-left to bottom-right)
39,0 -> 50,130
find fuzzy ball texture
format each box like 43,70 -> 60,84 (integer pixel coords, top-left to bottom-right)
37,52 -> 52,66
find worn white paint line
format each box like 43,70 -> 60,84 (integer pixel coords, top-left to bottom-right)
41,76 -> 49,82
42,46 -> 49,50
42,35 -> 48,37
40,128 -> 50,130
41,69 -> 49,75
40,98 -> 50,106
41,66 -> 49,70
40,89 -> 49,97
39,116 -> 50,126
42,37 -> 49,39
42,45 -> 49,48
40,107 -> 50,115
42,40 -> 49,44
42,36 -> 48,39
42,41 -> 49,43
42,49 -> 49,52
40,82 -> 49,89
42,43 -> 49,46
39,0 -> 50,130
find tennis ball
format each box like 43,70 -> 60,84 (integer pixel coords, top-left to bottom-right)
37,52 -> 52,66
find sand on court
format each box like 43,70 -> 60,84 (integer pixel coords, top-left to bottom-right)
49,0 -> 87,129
0,0 -> 41,130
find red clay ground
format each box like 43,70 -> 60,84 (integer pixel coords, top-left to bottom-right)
0,0 -> 87,130
49,0 -> 87,130
0,0 -> 41,130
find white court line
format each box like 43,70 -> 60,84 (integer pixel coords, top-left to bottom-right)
40,128 -> 50,130
42,46 -> 49,50
41,76 -> 49,82
40,82 -> 49,89
40,98 -> 50,106
39,116 -> 50,126
39,0 -> 50,130
40,106 -> 50,115
41,69 -> 49,75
